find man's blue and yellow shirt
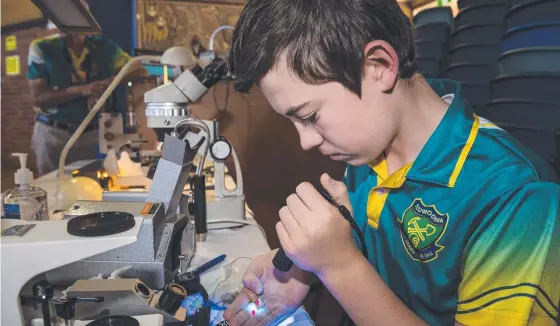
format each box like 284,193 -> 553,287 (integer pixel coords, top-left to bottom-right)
27,34 -> 131,123
344,79 -> 559,325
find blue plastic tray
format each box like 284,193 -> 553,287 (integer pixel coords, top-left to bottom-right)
451,24 -> 505,48
490,72 -> 560,104
414,7 -> 454,27
458,0 -> 508,10
448,44 -> 502,65
417,57 -> 442,78
486,99 -> 560,130
502,21 -> 560,52
506,0 -> 560,30
415,22 -> 451,42
415,41 -> 447,60
460,82 -> 491,107
455,3 -> 509,28
498,47 -> 560,75
444,63 -> 498,84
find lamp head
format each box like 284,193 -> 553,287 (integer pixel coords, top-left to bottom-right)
161,47 -> 197,68
31,0 -> 101,35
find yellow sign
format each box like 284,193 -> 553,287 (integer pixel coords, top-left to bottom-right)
5,35 -> 17,51
6,55 -> 20,76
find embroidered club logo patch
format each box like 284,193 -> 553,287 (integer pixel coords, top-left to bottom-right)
398,199 -> 448,262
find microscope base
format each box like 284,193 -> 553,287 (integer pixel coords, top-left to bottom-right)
206,194 -> 246,229
44,201 -> 194,289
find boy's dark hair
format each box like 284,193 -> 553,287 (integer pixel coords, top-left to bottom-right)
229,0 -> 418,96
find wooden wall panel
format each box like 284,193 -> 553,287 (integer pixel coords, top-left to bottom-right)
1,0 -> 43,27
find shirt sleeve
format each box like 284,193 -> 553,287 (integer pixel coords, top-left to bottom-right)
456,182 -> 560,326
26,40 -> 47,80
104,39 -> 132,74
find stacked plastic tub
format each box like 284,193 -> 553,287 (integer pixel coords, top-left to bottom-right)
485,0 -> 560,173
413,7 -> 453,78
444,0 -> 510,115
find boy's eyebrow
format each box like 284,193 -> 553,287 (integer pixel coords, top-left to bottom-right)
286,101 -> 312,117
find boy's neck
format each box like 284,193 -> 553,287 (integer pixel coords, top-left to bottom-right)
383,75 -> 450,175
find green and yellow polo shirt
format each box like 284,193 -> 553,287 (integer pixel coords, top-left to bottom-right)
344,79 -> 559,325
27,34 -> 131,123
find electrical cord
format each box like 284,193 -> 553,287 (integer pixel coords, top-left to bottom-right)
314,185 -> 368,259
213,83 -> 230,123
208,25 -> 235,52
207,219 -> 267,242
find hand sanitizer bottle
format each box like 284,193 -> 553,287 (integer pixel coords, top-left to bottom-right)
1,153 -> 49,220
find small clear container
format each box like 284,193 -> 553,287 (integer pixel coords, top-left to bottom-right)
2,184 -> 49,221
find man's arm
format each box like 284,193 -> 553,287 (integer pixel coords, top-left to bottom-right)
28,78 -> 90,109
121,61 -> 149,82
34,59 -> 148,109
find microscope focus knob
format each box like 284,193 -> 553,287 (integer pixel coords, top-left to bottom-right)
32,280 -> 54,301
104,133 -> 115,141
210,137 -> 232,161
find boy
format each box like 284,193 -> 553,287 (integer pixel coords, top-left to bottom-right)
224,0 -> 560,325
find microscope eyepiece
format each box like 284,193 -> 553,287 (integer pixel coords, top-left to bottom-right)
197,58 -> 229,88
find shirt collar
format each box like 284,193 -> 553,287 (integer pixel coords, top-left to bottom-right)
369,79 -> 480,188
406,79 -> 480,187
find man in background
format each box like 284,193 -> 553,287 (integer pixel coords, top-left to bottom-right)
27,29 -> 147,175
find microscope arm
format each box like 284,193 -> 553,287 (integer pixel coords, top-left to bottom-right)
213,144 -> 243,198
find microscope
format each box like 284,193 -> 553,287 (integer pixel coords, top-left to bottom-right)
102,46 -> 246,231
143,47 -> 245,230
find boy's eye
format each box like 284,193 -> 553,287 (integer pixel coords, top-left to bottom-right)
301,112 -> 318,125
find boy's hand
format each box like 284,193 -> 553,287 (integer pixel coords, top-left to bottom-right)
277,173 -> 361,275
224,250 -> 312,326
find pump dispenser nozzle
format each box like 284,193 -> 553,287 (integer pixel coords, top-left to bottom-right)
12,153 -> 34,185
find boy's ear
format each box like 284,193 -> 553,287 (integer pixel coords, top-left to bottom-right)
363,40 -> 399,93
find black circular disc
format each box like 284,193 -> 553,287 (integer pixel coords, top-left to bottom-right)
86,315 -> 140,326
67,211 -> 135,237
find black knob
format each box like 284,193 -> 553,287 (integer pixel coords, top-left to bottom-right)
55,300 -> 76,321
33,280 -> 54,301
55,297 -> 104,321
32,280 -> 54,326
157,283 -> 187,315
192,175 -> 207,236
